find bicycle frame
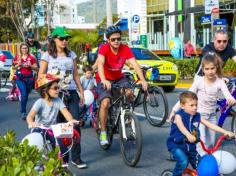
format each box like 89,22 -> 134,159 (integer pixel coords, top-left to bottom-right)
217,79 -> 236,127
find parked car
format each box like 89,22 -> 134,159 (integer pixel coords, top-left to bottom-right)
129,47 -> 179,92
1,50 -> 14,72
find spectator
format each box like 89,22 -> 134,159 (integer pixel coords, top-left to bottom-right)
184,40 -> 198,58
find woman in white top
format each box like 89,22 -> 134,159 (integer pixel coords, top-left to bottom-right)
38,27 -> 87,168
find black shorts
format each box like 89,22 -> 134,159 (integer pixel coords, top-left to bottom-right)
97,77 -> 130,103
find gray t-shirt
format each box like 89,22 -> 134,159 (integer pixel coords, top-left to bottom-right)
32,98 -> 66,127
80,75 -> 96,90
42,51 -> 77,90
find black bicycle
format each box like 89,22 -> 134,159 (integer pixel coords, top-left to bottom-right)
124,65 -> 169,127
92,83 -> 142,167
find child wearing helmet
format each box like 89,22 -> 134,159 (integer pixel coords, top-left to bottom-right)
27,73 -> 79,164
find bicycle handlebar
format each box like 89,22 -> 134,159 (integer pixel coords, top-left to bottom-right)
200,135 -> 235,154
111,83 -> 142,89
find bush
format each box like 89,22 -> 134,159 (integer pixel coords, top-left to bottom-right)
0,131 -> 69,176
163,57 -> 236,79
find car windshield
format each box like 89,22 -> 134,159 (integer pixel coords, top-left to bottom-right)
2,51 -> 14,59
131,48 -> 161,60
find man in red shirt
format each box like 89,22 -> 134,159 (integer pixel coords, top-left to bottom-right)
96,26 -> 148,145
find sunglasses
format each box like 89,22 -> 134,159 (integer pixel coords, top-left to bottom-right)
110,37 -> 121,42
49,86 -> 60,91
57,37 -> 69,41
216,40 -> 227,44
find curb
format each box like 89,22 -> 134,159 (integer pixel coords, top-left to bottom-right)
176,83 -> 192,89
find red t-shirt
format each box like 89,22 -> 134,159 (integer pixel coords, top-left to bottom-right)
184,43 -> 194,57
13,54 -> 36,75
96,43 -> 134,82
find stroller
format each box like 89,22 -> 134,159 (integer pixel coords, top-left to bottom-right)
6,84 -> 21,101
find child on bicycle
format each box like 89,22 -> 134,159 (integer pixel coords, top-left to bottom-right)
167,91 -> 234,176
80,65 -> 97,126
168,52 -> 236,155
27,73 -> 79,164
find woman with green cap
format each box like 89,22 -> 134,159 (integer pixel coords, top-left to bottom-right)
38,26 -> 87,169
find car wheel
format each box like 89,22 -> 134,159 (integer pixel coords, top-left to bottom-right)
163,86 -> 175,92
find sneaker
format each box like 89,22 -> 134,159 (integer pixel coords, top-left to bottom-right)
21,113 -> 27,120
71,158 -> 87,169
100,132 -> 108,145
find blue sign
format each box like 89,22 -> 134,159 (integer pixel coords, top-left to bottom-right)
132,15 -> 140,23
200,16 -> 211,24
213,19 -> 227,25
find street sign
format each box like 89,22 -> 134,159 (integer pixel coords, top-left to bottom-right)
200,16 -> 211,24
140,35 -> 147,48
132,15 -> 140,23
205,0 -> 219,14
213,19 -> 227,34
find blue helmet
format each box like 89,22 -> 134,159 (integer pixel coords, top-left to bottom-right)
105,26 -> 121,38
26,32 -> 34,39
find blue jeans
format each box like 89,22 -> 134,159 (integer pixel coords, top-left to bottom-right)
32,128 -> 69,162
16,78 -> 33,114
171,148 -> 201,176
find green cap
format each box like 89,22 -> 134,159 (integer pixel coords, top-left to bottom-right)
51,27 -> 71,38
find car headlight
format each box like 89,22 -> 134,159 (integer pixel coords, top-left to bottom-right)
172,64 -> 178,71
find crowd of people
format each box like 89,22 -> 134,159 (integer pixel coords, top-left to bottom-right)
3,26 -> 236,175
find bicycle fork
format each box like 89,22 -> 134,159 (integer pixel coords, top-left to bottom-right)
120,108 -> 136,140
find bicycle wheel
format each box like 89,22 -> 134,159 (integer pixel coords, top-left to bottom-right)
230,109 -> 236,145
96,109 -> 113,150
143,86 -> 168,127
119,112 -> 142,167
161,169 -> 173,176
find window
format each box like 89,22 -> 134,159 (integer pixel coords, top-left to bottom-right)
131,48 -> 160,60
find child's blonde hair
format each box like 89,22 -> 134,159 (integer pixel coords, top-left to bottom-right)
179,91 -> 198,105
201,52 -> 223,78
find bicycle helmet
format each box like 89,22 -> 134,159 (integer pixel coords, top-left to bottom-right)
26,32 -> 34,39
35,74 -> 60,91
105,26 -> 121,38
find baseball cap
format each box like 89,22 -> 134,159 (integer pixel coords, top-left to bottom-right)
51,27 -> 71,38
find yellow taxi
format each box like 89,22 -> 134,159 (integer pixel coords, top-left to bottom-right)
128,47 -> 179,92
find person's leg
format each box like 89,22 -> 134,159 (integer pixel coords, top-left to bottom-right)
67,90 -> 87,168
57,138 -> 69,163
16,79 -> 27,119
188,150 -> 201,170
197,113 -> 208,156
171,148 -> 188,176
205,113 -> 217,147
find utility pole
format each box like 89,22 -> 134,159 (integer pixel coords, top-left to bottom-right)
47,0 -> 51,35
93,0 -> 97,23
106,0 -> 113,27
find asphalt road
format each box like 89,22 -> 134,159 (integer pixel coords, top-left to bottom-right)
0,84 -> 236,176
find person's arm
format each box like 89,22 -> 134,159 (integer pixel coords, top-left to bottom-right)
26,109 -> 38,128
60,108 -> 75,122
219,79 -> 236,105
127,58 -> 148,91
97,54 -> 111,90
175,114 -> 196,143
201,118 -> 235,137
92,59 -> 98,72
73,59 -> 84,104
38,60 -> 48,78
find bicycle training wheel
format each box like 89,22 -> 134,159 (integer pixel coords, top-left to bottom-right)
119,112 -> 142,167
161,169 -> 173,176
96,109 -> 113,150
230,109 -> 236,145
143,86 -> 168,127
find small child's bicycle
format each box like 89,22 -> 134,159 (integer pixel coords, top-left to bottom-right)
217,77 -> 236,144
22,122 -> 80,175
161,135 -> 235,176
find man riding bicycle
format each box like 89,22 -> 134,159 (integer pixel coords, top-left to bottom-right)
96,25 -> 148,145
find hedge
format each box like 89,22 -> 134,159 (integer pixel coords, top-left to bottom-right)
163,57 -> 236,79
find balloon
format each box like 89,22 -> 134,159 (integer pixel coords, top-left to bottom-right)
84,90 -> 94,106
197,154 -> 218,176
213,150 -> 236,174
168,37 -> 183,59
21,132 -> 44,151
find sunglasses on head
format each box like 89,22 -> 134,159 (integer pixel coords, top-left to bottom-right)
110,37 -> 121,42
216,40 -> 227,44
57,37 -> 69,41
49,86 -> 60,91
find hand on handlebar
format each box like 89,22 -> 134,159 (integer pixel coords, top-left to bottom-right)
140,80 -> 148,91
102,79 -> 111,90
68,119 -> 80,125
186,134 -> 197,143
28,122 -> 42,129
226,98 -> 236,106
224,131 -> 235,139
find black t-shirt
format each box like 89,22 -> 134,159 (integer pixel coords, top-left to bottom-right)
195,42 -> 236,75
26,40 -> 41,55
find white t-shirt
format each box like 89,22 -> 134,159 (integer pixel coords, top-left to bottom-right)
42,51 -> 77,90
80,75 -> 96,90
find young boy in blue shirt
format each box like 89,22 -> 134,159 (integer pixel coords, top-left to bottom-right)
167,91 -> 234,176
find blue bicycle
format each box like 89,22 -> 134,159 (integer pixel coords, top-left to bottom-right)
217,77 -> 236,144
